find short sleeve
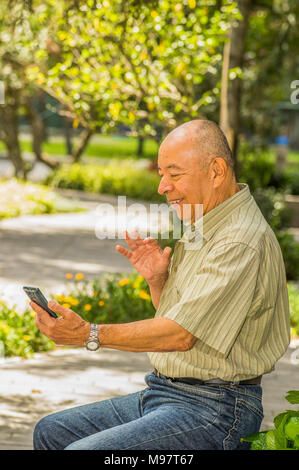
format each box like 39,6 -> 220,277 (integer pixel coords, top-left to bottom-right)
162,242 -> 260,357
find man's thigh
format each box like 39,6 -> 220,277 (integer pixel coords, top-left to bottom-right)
65,404 -> 216,450
33,391 -> 142,450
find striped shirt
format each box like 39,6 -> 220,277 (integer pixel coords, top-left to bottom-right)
147,184 -> 290,381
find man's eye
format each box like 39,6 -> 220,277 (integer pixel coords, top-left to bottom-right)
170,174 -> 181,178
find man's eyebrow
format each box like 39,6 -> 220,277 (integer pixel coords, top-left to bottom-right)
158,164 -> 184,172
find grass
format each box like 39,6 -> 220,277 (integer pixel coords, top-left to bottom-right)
0,134 -> 159,160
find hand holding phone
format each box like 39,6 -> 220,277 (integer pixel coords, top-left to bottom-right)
23,286 -> 58,318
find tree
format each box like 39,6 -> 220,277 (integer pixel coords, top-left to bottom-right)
29,0 -> 239,143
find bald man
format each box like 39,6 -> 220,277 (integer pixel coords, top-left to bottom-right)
32,120 -> 290,450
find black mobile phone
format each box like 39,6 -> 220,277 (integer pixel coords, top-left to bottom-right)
23,286 -> 58,318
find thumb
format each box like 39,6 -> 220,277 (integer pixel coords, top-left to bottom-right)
48,300 -> 71,318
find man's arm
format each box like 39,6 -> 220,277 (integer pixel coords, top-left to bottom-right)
148,276 -> 168,309
97,317 -> 197,352
31,300 -> 197,352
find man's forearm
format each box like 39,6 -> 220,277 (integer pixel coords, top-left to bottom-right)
148,275 -> 168,309
97,317 -> 196,352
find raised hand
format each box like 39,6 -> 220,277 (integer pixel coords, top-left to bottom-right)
115,231 -> 172,287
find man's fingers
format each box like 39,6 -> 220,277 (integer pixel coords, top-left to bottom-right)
162,246 -> 172,260
115,244 -> 132,259
47,300 -> 72,318
30,301 -> 55,326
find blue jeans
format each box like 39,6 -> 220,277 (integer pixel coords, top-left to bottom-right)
33,372 -> 263,450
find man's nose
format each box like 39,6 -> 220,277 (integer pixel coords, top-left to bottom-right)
158,177 -> 174,195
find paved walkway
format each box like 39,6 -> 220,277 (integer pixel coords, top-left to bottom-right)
0,188 -> 298,450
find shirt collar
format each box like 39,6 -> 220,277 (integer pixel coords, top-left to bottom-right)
179,183 -> 251,245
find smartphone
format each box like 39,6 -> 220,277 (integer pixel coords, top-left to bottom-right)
23,286 -> 58,318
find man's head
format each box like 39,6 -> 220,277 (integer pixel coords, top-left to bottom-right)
157,119 -> 238,222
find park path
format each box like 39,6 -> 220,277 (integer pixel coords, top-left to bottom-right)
0,172 -> 298,449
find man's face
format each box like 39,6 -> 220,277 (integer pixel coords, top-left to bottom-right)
157,133 -> 212,223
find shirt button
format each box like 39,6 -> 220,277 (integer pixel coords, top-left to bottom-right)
173,266 -> 178,272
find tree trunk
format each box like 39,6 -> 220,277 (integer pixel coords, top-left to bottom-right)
24,97 -> 58,170
220,0 -> 253,177
137,136 -> 144,156
0,91 -> 26,179
71,127 -> 94,162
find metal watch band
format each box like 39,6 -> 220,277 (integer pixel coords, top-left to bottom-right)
85,323 -> 100,350
89,323 -> 99,340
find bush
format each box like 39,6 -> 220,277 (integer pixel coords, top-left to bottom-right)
252,188 -> 299,280
238,143 -> 277,191
0,301 -> 55,358
242,391 -> 299,450
54,271 -> 155,325
45,161 -> 163,202
0,178 -> 85,219
289,283 -> 299,338
253,187 -> 291,230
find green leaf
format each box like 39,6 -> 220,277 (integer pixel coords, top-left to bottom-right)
285,391 -> 299,405
284,417 -> 299,442
241,431 -> 269,450
265,429 -> 287,450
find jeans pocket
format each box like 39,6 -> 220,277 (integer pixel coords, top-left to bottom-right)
223,397 -> 264,450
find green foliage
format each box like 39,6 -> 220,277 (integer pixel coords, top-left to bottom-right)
289,283 -> 299,338
238,143 -> 277,192
0,178 -> 85,219
45,161 -> 163,202
0,301 -> 54,358
242,391 -> 299,450
283,168 -> 299,196
252,187 -> 291,231
275,232 -> 299,281
53,271 -> 155,325
27,0 -> 239,135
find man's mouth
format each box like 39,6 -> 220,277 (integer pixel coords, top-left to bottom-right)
168,198 -> 184,207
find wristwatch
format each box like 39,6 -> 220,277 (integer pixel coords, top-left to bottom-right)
85,323 -> 100,351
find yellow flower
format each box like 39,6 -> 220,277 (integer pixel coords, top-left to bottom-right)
118,278 -> 130,287
84,304 -> 92,311
93,290 -> 99,297
75,273 -> 84,280
139,290 -> 151,300
98,300 -> 105,307
65,273 -> 73,279
70,298 -> 79,306
62,303 -> 71,309
23,335 -> 31,341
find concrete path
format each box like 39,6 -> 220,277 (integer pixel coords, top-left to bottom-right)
0,188 -> 298,450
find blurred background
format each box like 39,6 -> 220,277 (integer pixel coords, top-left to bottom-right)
0,0 -> 298,394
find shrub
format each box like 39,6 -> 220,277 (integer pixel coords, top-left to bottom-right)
0,300 -> 55,358
242,391 -> 299,450
45,161 -> 163,202
54,271 -> 155,325
0,178 -> 85,219
289,283 -> 299,338
238,143 -> 277,191
253,187 -> 291,230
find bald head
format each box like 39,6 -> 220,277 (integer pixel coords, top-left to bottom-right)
162,119 -> 235,173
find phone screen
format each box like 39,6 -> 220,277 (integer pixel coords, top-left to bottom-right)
23,286 -> 58,318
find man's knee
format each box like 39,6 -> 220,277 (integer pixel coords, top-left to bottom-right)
33,414 -> 57,450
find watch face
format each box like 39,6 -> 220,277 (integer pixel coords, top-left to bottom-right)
86,340 -> 100,351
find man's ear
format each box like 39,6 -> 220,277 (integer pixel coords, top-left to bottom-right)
210,158 -> 227,187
